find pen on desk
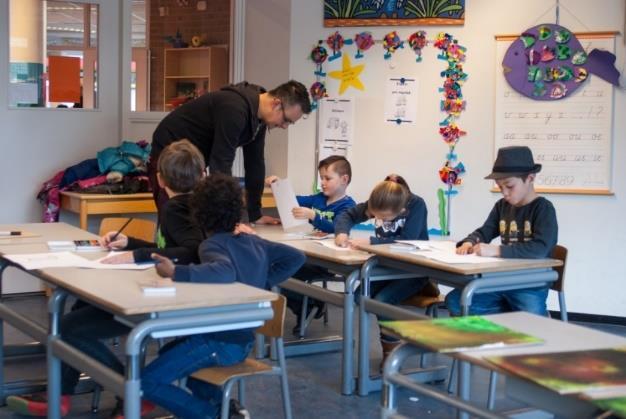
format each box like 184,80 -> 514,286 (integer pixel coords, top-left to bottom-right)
110,218 -> 133,242
0,231 -> 21,236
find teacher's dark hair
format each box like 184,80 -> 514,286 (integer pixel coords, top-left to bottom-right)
269,80 -> 312,115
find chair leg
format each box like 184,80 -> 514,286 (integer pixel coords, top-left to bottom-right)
276,338 -> 293,419
238,379 -> 245,405
487,371 -> 498,410
91,385 -> 102,413
299,296 -> 309,338
447,358 -> 457,394
221,379 -> 236,419
322,280 -> 329,324
559,291 -> 568,322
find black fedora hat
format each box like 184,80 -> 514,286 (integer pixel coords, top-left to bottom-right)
485,146 -> 542,180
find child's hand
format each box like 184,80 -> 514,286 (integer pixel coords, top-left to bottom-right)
473,243 -> 500,257
100,251 -> 134,264
348,238 -> 369,249
292,207 -> 315,220
100,232 -> 128,250
152,253 -> 175,278
335,233 -> 349,247
234,223 -> 257,235
456,242 -> 474,255
253,215 -> 281,225
265,175 -> 279,186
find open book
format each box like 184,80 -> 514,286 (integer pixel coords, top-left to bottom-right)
380,316 -> 543,353
486,347 -> 626,397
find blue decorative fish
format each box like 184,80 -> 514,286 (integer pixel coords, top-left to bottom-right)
502,23 -> 620,100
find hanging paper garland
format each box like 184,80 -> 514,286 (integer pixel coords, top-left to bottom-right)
382,31 -> 403,60
407,31 -> 428,62
354,31 -> 374,59
310,42 -> 328,77
326,31 -> 347,62
434,32 -> 468,236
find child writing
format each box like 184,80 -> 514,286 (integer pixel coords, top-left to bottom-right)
334,174 -> 430,364
6,140 -> 207,418
266,155 -> 355,233
144,173 -> 306,419
446,145 -> 558,316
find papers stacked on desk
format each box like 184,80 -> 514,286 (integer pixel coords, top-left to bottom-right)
380,316 -> 543,353
486,347 -> 626,398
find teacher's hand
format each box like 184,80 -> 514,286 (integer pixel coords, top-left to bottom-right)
253,215 -> 281,225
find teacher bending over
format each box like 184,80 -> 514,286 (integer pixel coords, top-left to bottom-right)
149,80 -> 311,224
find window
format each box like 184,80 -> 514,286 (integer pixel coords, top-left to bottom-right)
9,0 -> 99,109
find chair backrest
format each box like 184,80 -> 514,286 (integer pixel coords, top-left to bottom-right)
99,217 -> 157,243
550,244 -> 568,292
257,295 -> 286,338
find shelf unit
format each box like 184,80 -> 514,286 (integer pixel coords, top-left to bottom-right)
163,45 -> 228,109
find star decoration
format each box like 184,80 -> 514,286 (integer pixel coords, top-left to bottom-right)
328,54 -> 365,95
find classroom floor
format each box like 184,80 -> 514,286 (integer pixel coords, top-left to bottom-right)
0,294 -> 623,419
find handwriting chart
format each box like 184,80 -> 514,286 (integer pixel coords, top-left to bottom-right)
494,34 -> 615,194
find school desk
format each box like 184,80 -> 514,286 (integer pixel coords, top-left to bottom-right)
381,312 -> 626,419
0,223 -> 277,419
356,242 -> 563,402
253,226 -> 447,396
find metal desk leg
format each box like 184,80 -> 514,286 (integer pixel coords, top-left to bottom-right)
47,289 -> 68,419
342,269 -> 359,396
0,260 -> 7,403
381,343 -> 419,418
125,330 -> 147,419
358,257 -> 377,396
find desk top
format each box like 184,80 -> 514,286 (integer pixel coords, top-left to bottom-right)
357,243 -> 562,275
0,223 -> 277,316
254,225 -> 370,266
460,312 -> 626,368
0,223 -> 94,246
59,191 -> 154,200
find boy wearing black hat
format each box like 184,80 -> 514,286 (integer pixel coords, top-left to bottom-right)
446,145 -> 558,316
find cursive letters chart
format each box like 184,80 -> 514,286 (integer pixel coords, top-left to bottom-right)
494,34 -> 615,194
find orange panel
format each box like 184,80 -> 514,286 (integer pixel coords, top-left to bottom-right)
48,56 -> 81,103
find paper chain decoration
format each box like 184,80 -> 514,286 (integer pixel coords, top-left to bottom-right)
308,31 -> 469,235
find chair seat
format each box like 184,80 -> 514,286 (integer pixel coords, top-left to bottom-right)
191,358 -> 273,386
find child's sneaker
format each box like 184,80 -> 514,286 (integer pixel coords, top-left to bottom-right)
228,399 -> 251,419
109,399 -> 156,418
6,394 -> 71,417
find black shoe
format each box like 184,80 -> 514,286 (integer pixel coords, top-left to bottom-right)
292,302 -> 326,336
228,399 -> 250,419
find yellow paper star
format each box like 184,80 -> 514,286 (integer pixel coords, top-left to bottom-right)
328,54 -> 365,95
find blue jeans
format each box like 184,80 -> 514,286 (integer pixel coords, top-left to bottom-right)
60,302 -> 130,394
359,277 -> 428,342
141,334 -> 253,419
445,286 -> 550,317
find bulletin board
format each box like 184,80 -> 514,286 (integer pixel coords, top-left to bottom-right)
494,32 -> 616,194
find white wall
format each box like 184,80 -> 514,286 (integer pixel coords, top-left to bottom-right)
288,0 -> 626,316
245,0 -> 291,178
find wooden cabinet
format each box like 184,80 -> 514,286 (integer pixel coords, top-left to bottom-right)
163,46 -> 228,110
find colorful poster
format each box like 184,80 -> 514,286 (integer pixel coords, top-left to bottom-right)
380,316 -> 542,353
487,348 -> 626,397
324,0 -> 465,27
384,77 -> 418,125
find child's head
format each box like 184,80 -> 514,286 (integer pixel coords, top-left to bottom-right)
485,146 -> 541,207
157,139 -> 205,193
384,173 -> 411,193
367,180 -> 409,221
318,155 -> 351,198
191,173 -> 243,234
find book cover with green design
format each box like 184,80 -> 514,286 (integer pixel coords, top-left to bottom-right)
487,348 -> 626,396
379,316 -> 542,353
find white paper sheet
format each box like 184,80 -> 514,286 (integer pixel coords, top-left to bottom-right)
4,251 -> 92,270
270,179 -> 308,231
384,77 -> 418,125
414,250 -> 502,264
88,252 -> 155,270
314,240 -> 351,252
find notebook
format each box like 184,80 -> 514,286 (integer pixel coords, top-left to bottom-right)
486,347 -> 626,397
380,316 -> 543,353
